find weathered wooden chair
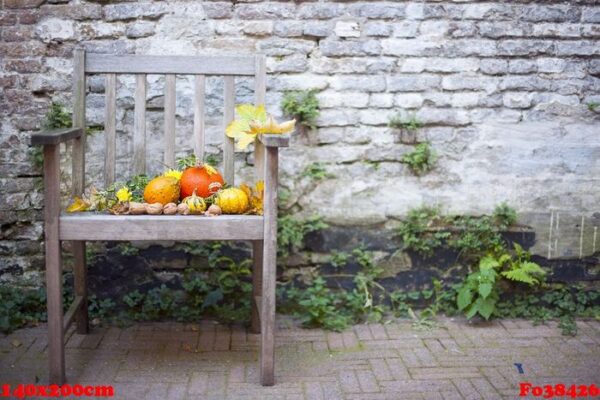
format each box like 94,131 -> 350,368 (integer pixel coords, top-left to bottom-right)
31,49 -> 286,386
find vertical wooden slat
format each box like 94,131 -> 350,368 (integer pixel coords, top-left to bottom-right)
133,74 -> 147,175
71,48 -> 86,196
104,73 -> 116,187
254,55 -> 266,183
223,75 -> 235,185
251,240 -> 263,334
72,241 -> 88,334
193,75 -> 206,162
164,74 -> 176,168
260,146 -> 278,386
44,144 -> 65,384
71,48 -> 89,338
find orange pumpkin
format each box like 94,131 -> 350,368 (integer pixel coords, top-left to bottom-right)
180,164 -> 224,199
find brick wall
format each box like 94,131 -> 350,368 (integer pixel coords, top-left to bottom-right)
1,0 -> 599,285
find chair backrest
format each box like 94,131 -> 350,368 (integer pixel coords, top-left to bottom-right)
71,49 -> 266,195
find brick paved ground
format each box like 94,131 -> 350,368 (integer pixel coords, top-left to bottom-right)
1,316 -> 598,399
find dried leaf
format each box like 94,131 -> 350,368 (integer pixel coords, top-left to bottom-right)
66,197 -> 90,213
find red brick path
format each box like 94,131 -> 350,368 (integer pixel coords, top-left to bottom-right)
1,317 -> 598,399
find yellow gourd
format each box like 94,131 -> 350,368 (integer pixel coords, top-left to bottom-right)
215,188 -> 249,214
143,176 -> 180,205
181,190 -> 206,214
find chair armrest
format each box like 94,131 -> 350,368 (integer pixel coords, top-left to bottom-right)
257,133 -> 290,148
31,127 -> 84,146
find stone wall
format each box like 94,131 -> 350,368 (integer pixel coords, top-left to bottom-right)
1,0 -> 599,286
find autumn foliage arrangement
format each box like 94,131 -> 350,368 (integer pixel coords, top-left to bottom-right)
66,104 -> 292,216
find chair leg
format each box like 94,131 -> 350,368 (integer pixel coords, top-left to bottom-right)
46,237 -> 65,384
43,144 -> 65,385
260,238 -> 276,386
251,240 -> 263,334
72,241 -> 89,334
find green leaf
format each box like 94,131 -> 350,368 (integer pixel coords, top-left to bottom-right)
457,286 -> 473,310
479,255 -> 500,271
478,282 -> 493,299
465,303 -> 479,319
201,289 -> 223,310
476,296 -> 496,319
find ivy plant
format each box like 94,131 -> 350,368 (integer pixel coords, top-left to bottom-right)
281,89 -> 320,129
401,142 -> 437,176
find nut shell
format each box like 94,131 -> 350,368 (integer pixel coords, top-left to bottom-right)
145,202 -> 163,215
129,202 -> 146,215
163,202 -> 177,215
177,203 -> 190,215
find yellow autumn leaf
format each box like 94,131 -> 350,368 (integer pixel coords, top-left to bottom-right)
237,134 -> 256,150
163,169 -> 182,181
236,104 -> 267,123
66,196 -> 90,213
116,186 -> 132,202
204,164 -> 217,176
240,181 -> 264,215
249,117 -> 296,135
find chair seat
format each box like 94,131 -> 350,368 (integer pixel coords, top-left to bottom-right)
59,213 -> 264,241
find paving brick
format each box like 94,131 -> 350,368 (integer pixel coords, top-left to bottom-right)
410,367 -> 482,380
1,318 -> 598,397
356,370 -> 380,392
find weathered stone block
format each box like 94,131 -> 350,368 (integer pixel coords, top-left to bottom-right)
310,56 -> 368,74
366,58 -> 395,74
387,75 -> 441,92
520,5 -> 581,23
267,54 -> 307,73
364,23 -> 392,37
268,74 -> 328,91
391,21 -> 419,38
451,93 -> 481,108
235,3 -> 295,20
462,3 -> 514,20
416,108 -> 470,126
480,59 -> 508,75
126,21 -> 155,39
503,92 -> 534,109
297,3 -> 344,19
320,39 -> 380,57
394,93 -> 424,108
369,94 -> 394,108
203,2 -> 234,19
425,58 -> 479,73
35,18 -> 75,43
317,91 -> 369,108
242,21 -> 274,36
497,40 -> 555,56
532,23 -> 581,38
442,75 -> 498,93
537,58 -> 566,73
4,0 -> 44,9
4,59 -> 43,73
330,76 -> 386,92
335,20 -> 361,38
303,21 -> 332,38
582,7 -> 600,23
348,3 -> 405,19
104,3 -> 167,22
258,38 -> 315,56
1,26 -> 33,42
556,41 -> 600,56
478,22 -> 528,39
405,3 -> 424,20
79,21 -> 125,40
316,109 -> 359,127
382,39 -> 441,56
273,21 -> 304,37
41,4 -> 102,20
508,60 -> 537,74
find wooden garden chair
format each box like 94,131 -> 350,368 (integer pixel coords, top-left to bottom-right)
31,49 -> 286,386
